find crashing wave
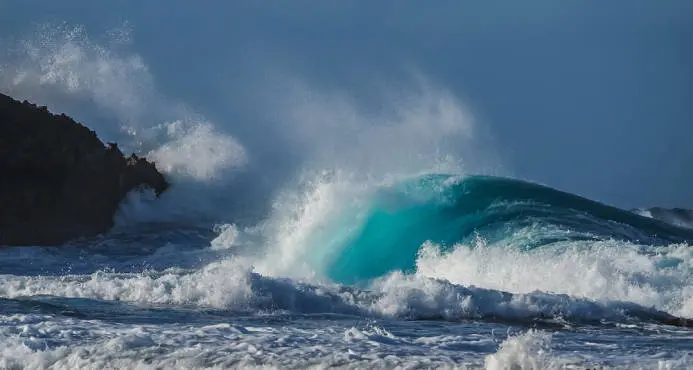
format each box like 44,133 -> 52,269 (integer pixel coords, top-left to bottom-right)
297,174 -> 693,284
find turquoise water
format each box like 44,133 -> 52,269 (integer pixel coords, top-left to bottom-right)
326,175 -> 693,284
2,174 -> 693,368
2,8 -> 693,366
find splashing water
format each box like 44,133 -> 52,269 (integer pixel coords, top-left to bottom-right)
1,23 -> 693,369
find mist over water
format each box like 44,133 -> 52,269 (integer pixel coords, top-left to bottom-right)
2,7 -> 693,369
2,1 -> 692,209
1,23 -> 496,225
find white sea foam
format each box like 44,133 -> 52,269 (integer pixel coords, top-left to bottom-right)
2,18 -> 692,370
415,238 -> 693,318
0,259 -> 255,309
0,249 -> 684,329
484,330 -> 555,370
2,312 -> 691,370
0,315 -> 489,369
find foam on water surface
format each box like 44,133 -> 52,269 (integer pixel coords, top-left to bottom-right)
2,21 -> 693,369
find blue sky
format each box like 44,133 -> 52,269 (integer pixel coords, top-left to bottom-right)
2,1 -> 692,208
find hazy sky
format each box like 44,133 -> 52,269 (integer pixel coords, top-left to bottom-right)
2,1 -> 692,209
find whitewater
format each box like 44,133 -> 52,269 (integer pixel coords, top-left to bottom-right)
1,24 -> 693,369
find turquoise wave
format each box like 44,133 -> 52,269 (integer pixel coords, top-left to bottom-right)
324,175 -> 693,284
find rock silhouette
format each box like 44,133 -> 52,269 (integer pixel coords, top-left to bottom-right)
0,93 -> 169,246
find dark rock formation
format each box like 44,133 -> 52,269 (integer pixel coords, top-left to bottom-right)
0,93 -> 169,246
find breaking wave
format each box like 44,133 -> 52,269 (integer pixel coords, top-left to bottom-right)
2,22 -> 693,369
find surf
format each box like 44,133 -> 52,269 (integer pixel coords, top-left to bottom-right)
292,174 -> 693,284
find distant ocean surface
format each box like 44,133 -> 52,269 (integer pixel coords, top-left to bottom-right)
2,16 -> 693,370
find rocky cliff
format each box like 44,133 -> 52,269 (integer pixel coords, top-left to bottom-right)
0,93 -> 169,246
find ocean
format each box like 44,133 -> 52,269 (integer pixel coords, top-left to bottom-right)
2,6 -> 693,369
2,173 -> 693,369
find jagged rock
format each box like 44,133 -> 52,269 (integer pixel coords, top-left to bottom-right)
0,93 -> 169,246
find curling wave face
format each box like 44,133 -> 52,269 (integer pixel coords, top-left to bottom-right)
3,20 -> 693,368
311,174 -> 693,284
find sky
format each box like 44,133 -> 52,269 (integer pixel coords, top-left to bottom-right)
1,1 -> 692,209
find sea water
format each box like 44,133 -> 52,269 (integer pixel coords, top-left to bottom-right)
1,18 -> 692,370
